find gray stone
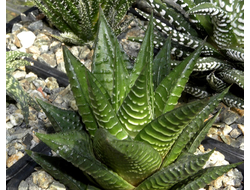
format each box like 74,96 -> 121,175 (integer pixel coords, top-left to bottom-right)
28,90 -> 47,102
70,46 -> 79,57
40,45 -> 49,54
38,54 -> 57,68
6,122 -> 14,129
17,31 -> 36,48
8,146 -> 17,156
25,72 -> 38,81
10,113 -> 24,126
57,62 -> 66,73
12,70 -> 26,80
38,111 -> 47,120
27,11 -> 38,22
27,46 -> 41,55
45,77 -> 59,90
33,33 -> 51,48
28,20 -> 44,31
229,128 -> 241,139
50,41 -> 62,53
7,104 -> 18,114
12,23 -> 23,33
32,79 -> 46,89
32,170 -> 54,189
220,110 -> 240,125
78,45 -> 91,60
20,13 -> 31,22
18,180 -> 29,190
222,124 -> 232,135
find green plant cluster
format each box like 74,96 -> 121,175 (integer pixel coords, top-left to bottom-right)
32,0 -> 136,45
27,11 -> 242,190
132,0 -> 244,109
6,51 -> 40,124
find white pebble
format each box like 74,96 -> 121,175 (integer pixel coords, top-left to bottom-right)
17,31 -> 36,48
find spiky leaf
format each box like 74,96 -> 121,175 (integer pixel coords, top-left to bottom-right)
86,71 -> 129,140
36,98 -> 83,132
162,87 -> 229,167
153,35 -> 172,89
154,43 -> 203,117
135,99 -> 208,157
173,162 -> 243,190
26,150 -> 95,190
36,130 -> 134,190
93,128 -> 162,186
135,150 -> 214,190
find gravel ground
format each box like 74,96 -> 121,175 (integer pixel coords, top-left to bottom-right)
6,8 -> 244,190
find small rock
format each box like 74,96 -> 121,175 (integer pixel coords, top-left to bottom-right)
10,113 -> 24,126
45,77 -> 59,90
83,59 -> 92,71
220,110 -> 240,125
12,70 -> 26,80
28,20 -> 43,31
8,146 -> 17,156
229,129 -> 241,139
7,104 -> 18,114
33,33 -> 51,48
223,186 -> 237,190
78,45 -> 91,60
27,45 -> 41,55
237,124 -> 244,135
28,90 -> 47,101
18,180 -> 29,190
48,181 -> 66,190
50,41 -> 62,53
38,53 -> 57,67
220,134 -> 232,145
37,111 -> 47,120
222,124 -> 232,135
70,46 -> 79,57
20,13 -> 32,22
55,48 -> 64,64
226,168 -> 243,187
12,23 -> 23,33
32,170 -> 54,189
25,72 -> 38,81
57,62 -> 66,73
39,45 -> 49,54
17,31 -> 36,48
6,122 -> 14,129
13,34 -> 22,47
53,95 -> 64,104
70,100 -> 78,111
210,174 -> 224,188
32,79 -> 46,89
239,143 -> 244,150
6,151 -> 24,167
27,11 -> 38,22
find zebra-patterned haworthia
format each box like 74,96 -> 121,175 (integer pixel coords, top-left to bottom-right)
223,92 -> 244,109
135,8 -> 220,56
184,84 -> 210,98
33,0 -> 135,44
206,71 -> 228,92
218,69 -> 244,89
27,11 -> 242,189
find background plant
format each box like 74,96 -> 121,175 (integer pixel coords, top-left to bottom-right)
27,11 -> 242,190
32,0 -> 136,45
132,0 -> 244,109
6,51 -> 40,124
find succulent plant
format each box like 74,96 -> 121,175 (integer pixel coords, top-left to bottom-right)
32,0 -> 136,45
27,10 -> 242,190
132,0 -> 244,109
6,51 -> 40,124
